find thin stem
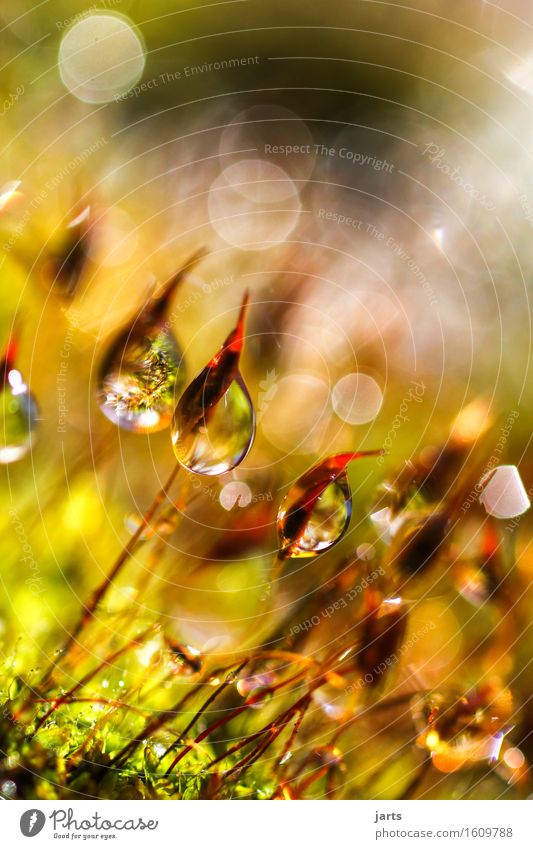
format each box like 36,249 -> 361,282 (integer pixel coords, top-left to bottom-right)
31,697 -> 148,717
110,659 -> 241,767
207,697 -> 304,773
329,691 -> 420,746
159,659 -> 249,761
207,726 -> 271,770
38,462 -> 181,689
276,696 -> 311,777
223,725 -> 285,781
164,667 -> 311,775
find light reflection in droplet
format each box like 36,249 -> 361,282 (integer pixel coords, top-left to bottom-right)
219,480 -> 252,510
7,369 -> 26,394
219,104 -> 315,183
332,373 -> 383,425
260,373 -> 330,454
59,14 -> 145,103
208,159 -> 301,250
0,779 -> 17,798
136,637 -> 163,668
503,747 -> 525,770
68,205 -> 91,229
87,207 -> 138,267
0,181 -> 22,212
506,56 -> 533,95
356,542 -> 375,560
0,369 -> 38,464
431,226 -> 445,251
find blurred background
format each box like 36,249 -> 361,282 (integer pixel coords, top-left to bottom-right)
0,0 -> 532,799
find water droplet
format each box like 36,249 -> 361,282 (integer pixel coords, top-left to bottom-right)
236,672 -> 273,698
165,638 -> 203,674
171,292 -> 255,475
124,512 -> 156,540
0,339 -> 39,464
125,504 -> 179,539
277,451 -> 380,558
453,561 -> 489,607
96,251 -> 203,433
312,685 -> 350,721
0,779 -> 17,798
312,745 -> 344,768
414,683 -> 514,772
98,327 -> 183,433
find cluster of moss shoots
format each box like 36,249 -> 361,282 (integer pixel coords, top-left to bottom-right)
0,245 -> 529,800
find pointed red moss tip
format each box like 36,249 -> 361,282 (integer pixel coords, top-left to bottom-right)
329,449 -> 383,469
158,246 -> 207,307
237,289 -> 250,326
185,246 -> 208,272
2,328 -> 20,370
228,290 -> 250,353
364,588 -> 383,612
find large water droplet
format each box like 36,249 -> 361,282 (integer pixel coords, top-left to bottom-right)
164,637 -> 203,675
413,683 -> 513,773
171,292 -> 255,475
96,251 -> 203,433
172,376 -> 254,475
97,325 -> 185,433
0,342 -> 39,464
279,475 -> 351,558
277,451 -> 380,558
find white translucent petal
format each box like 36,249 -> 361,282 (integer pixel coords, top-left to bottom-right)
479,465 -> 531,519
